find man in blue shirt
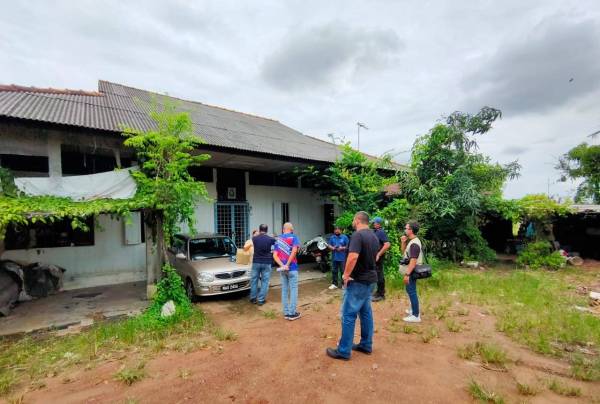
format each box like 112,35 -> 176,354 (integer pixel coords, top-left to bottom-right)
249,224 -> 275,306
328,226 -> 349,290
372,217 -> 390,302
273,223 -> 302,320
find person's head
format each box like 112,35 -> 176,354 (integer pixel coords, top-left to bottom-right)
334,225 -> 342,235
353,211 -> 370,230
259,224 -> 268,233
283,222 -> 294,234
252,229 -> 259,237
405,221 -> 420,239
372,216 -> 384,230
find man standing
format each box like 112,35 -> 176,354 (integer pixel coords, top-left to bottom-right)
401,221 -> 423,323
327,211 -> 379,360
273,222 -> 302,321
249,225 -> 275,306
372,217 -> 391,302
327,226 -> 349,290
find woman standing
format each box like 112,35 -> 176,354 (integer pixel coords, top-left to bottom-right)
401,221 -> 423,323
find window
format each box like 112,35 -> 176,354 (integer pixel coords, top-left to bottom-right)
281,202 -> 290,226
0,154 -> 49,174
249,171 -> 298,187
188,237 -> 236,260
4,216 -> 95,250
188,166 -> 213,182
61,145 -> 132,175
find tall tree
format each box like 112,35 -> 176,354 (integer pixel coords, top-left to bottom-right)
407,107 -> 520,261
557,142 -> 600,203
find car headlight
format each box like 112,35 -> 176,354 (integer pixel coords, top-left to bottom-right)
197,272 -> 214,283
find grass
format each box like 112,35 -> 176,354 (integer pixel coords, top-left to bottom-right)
262,309 -> 278,319
398,267 -> 600,361
569,354 -> 600,381
457,342 -> 508,367
212,327 -> 238,342
421,327 -> 439,343
516,382 -> 538,396
0,308 -> 207,397
468,379 -> 505,404
445,319 -> 462,333
547,379 -> 581,397
114,363 -> 146,386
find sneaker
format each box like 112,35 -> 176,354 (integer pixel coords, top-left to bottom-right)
371,295 -> 384,302
287,312 -> 301,321
403,315 -> 421,323
328,284 -> 338,290
352,344 -> 372,355
326,348 -> 350,361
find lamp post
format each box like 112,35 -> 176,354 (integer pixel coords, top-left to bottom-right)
356,122 -> 368,151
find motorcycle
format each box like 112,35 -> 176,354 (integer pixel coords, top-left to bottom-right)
299,235 -> 331,273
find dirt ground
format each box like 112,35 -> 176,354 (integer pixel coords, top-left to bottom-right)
9,279 -> 600,403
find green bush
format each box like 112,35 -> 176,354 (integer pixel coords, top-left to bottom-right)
516,241 -> 565,270
145,264 -> 192,320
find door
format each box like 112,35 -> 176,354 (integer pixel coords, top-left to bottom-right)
214,202 -> 249,245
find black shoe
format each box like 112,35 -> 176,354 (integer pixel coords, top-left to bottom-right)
257,301 -> 266,306
352,344 -> 372,355
371,295 -> 384,302
250,298 -> 257,304
287,312 -> 301,321
326,348 -> 350,361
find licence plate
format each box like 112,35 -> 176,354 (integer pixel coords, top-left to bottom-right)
221,283 -> 240,291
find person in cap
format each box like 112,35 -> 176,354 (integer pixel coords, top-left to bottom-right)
371,217 -> 390,302
327,225 -> 349,290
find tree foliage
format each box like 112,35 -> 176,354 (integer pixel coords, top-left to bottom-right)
407,107 -> 520,261
122,101 -> 211,242
558,142 -> 600,203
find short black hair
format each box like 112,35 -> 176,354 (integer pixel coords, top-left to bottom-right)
407,221 -> 420,235
259,224 -> 268,232
355,211 -> 369,225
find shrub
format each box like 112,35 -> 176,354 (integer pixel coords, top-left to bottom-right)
145,264 -> 192,320
516,241 -> 565,270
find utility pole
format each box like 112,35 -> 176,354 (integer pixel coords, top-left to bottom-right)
356,122 -> 368,151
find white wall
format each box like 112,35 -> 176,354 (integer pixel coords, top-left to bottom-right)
246,184 -> 326,243
3,214 -> 146,290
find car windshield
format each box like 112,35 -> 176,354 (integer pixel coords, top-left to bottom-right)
189,237 -> 236,260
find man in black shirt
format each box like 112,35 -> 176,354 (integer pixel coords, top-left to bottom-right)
327,211 -> 379,360
372,217 -> 390,302
249,224 -> 275,305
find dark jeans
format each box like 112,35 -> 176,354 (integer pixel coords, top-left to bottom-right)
406,276 -> 419,316
331,260 -> 344,286
337,281 -> 374,358
374,259 -> 385,297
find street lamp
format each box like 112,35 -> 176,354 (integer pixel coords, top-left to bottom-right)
356,122 -> 368,151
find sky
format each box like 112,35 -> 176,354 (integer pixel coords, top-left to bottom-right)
1,0 -> 599,199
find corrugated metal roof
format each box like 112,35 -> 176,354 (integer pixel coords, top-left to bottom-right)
0,80 -> 343,163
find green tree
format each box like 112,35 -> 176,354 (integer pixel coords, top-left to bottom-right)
122,100 -> 211,257
407,107 -> 520,261
558,142 -> 600,203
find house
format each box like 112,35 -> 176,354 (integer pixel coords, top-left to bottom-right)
0,81 -> 343,290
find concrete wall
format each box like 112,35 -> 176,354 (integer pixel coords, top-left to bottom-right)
3,214 -> 147,290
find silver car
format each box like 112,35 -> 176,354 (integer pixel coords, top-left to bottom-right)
167,233 -> 252,299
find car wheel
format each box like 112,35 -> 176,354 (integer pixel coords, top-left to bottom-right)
185,278 -> 196,302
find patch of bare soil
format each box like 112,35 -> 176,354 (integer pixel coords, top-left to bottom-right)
10,280 -> 600,403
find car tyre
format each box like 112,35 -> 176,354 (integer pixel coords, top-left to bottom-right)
185,278 -> 197,302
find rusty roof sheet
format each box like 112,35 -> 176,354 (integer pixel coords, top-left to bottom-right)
0,80 -> 343,163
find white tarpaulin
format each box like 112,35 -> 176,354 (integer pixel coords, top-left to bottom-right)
14,168 -> 138,200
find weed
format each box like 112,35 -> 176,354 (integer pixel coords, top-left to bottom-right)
178,368 -> 191,380
433,303 -> 450,320
547,379 -> 581,397
402,325 -> 418,334
7,395 -> 24,404
390,313 -> 402,323
262,310 -> 277,320
516,382 -> 538,396
212,327 -> 238,342
114,363 -> 146,386
570,354 -> 600,381
457,342 -> 508,368
311,304 -> 322,313
457,307 -> 470,316
457,344 -> 477,360
445,319 -> 462,333
468,379 -> 504,404
124,398 -> 139,404
421,327 -> 439,343
0,373 -> 15,396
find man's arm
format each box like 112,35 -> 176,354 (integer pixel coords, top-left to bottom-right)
376,241 -> 391,261
342,252 -> 358,286
286,246 -> 298,266
273,250 -> 285,267
243,241 -> 252,252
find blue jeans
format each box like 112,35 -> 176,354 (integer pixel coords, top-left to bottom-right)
280,270 -> 299,316
337,281 -> 374,358
406,276 -> 419,316
250,263 -> 272,303
331,260 -> 344,286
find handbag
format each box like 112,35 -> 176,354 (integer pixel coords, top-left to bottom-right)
411,264 -> 432,279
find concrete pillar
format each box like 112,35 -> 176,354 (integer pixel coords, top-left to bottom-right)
47,137 -> 62,177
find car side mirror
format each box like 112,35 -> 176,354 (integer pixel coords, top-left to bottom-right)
176,252 -> 186,260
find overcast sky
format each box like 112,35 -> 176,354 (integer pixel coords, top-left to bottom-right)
2,1 -> 599,199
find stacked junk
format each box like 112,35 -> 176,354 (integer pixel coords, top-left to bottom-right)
0,260 -> 65,316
